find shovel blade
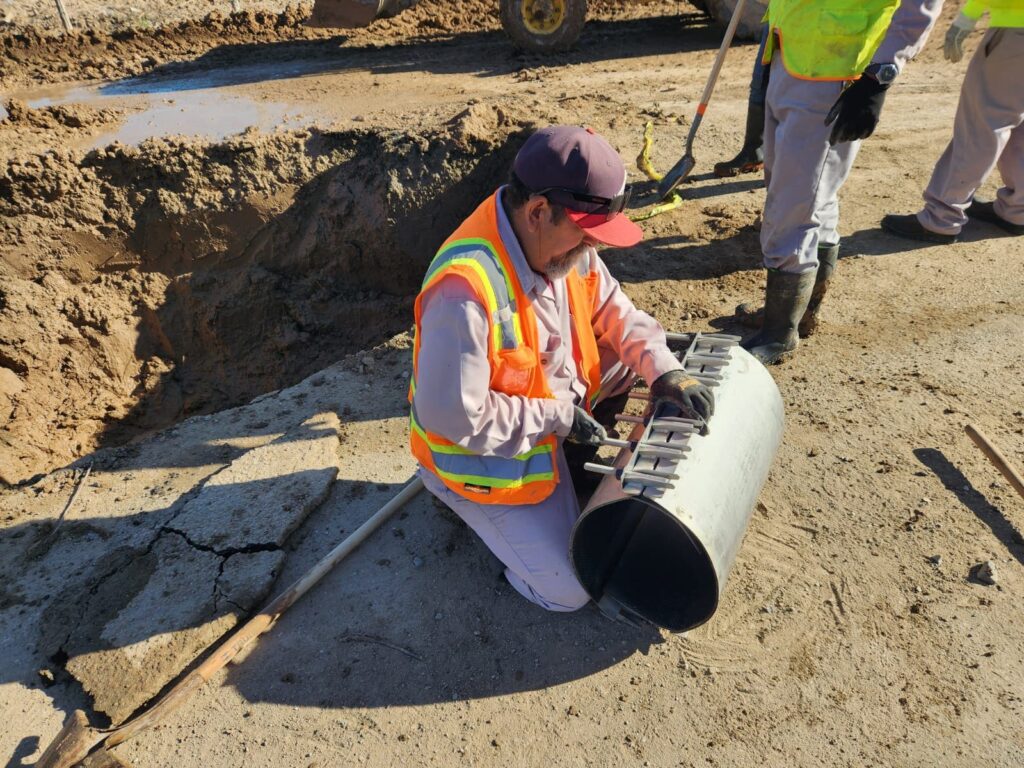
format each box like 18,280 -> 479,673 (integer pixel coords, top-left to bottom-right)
656,154 -> 695,201
34,710 -> 100,768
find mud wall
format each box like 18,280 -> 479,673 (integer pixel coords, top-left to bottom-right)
0,104 -> 530,484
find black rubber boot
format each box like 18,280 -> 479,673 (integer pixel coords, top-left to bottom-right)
735,243 -> 838,335
742,269 -> 816,365
713,102 -> 765,178
797,242 -> 839,338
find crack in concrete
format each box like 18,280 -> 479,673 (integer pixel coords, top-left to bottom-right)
161,524 -> 283,558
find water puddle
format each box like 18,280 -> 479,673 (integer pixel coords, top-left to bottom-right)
1,59 -> 340,147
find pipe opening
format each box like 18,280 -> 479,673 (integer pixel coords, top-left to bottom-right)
571,497 -> 718,632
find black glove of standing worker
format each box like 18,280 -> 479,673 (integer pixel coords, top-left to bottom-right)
567,405 -> 608,446
650,370 -> 715,424
824,75 -> 889,146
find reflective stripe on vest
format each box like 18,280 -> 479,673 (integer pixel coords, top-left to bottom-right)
421,237 -> 524,352
765,0 -> 900,81
409,397 -> 555,489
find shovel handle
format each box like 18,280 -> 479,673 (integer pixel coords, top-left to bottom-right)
684,0 -> 748,153
965,424 -> 1024,501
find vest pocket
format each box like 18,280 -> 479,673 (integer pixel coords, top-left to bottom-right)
818,8 -> 872,35
493,347 -> 536,395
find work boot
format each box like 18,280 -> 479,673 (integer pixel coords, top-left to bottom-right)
713,102 -> 765,178
968,199 -> 1024,236
880,213 -> 957,244
742,269 -> 816,365
734,243 -> 839,338
797,242 -> 839,338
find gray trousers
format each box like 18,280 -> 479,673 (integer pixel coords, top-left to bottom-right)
762,55 -> 861,273
918,28 -> 1024,234
420,361 -> 636,613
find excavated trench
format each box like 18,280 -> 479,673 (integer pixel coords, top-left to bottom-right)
0,102 -> 532,485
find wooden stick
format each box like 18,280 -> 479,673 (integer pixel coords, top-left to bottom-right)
54,0 -> 74,32
965,424 -> 1024,501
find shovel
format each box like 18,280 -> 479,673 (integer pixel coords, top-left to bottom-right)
33,476 -> 425,768
657,0 -> 750,201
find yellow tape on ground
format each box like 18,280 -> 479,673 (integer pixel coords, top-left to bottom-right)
630,121 -> 684,222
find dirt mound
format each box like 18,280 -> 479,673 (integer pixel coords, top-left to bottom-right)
0,104 -> 531,485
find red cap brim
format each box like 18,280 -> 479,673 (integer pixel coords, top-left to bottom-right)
566,209 -> 644,248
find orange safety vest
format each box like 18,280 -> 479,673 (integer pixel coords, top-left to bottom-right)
409,191 -> 603,505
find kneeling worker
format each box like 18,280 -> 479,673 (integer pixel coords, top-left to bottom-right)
409,125 -> 714,612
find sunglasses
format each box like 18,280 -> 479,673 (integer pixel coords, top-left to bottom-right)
533,185 -> 632,220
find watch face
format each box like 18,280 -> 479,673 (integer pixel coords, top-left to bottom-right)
877,64 -> 898,84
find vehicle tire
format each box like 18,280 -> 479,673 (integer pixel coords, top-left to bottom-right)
691,0 -> 767,42
500,0 -> 587,53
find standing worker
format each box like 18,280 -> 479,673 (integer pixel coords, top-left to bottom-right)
882,1 -> 1024,242
409,126 -> 714,612
741,0 -> 944,364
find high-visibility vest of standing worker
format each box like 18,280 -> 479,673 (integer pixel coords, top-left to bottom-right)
409,191 -> 604,505
764,0 -> 902,80
961,0 -> 1024,28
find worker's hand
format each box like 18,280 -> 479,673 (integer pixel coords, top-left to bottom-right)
650,370 -> 715,424
824,75 -> 889,146
567,406 -> 608,446
944,13 -> 976,63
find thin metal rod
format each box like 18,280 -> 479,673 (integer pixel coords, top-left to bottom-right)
615,414 -> 645,425
627,466 -> 677,480
622,472 -> 674,487
636,445 -> 686,458
601,438 -> 631,449
583,462 -> 617,476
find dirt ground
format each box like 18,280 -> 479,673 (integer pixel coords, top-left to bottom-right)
2,1 -> 1023,766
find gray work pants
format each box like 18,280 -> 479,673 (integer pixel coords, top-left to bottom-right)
762,56 -> 861,273
419,360 -> 636,613
918,28 -> 1024,234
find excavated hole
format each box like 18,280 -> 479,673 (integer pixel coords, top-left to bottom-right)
0,104 -> 531,485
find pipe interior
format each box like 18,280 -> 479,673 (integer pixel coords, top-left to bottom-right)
572,497 -> 718,631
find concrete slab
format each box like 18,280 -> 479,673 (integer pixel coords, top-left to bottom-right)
32,411 -> 340,723
166,412 -> 341,551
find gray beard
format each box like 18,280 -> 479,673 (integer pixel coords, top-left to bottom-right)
543,243 -> 590,280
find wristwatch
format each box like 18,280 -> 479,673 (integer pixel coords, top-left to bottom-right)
863,63 -> 899,86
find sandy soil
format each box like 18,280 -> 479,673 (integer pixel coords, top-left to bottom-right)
1,0 -> 1023,766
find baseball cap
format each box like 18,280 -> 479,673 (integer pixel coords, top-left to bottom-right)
512,125 -> 643,248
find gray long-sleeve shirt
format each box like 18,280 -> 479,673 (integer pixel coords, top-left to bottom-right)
874,0 -> 947,72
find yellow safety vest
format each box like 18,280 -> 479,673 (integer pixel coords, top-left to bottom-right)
963,0 -> 1024,28
763,0 -> 901,81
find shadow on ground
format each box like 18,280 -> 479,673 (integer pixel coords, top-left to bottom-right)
98,13 -> 730,97
914,447 -> 1024,568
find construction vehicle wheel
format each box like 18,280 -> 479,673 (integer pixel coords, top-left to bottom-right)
500,0 -> 587,52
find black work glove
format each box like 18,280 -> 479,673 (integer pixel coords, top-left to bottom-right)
650,370 -> 715,424
824,75 -> 889,146
567,405 -> 607,446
